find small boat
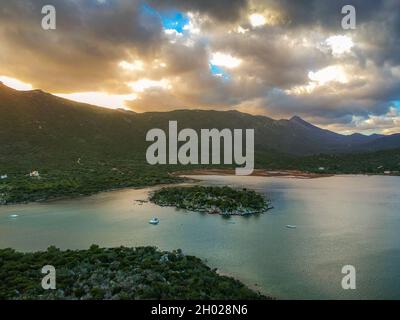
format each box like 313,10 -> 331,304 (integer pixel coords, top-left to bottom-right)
9,214 -> 19,218
149,217 -> 159,225
286,225 -> 297,229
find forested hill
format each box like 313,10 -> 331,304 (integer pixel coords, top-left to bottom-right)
1,82 -> 400,172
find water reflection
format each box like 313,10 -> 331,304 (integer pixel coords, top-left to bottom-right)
1,175 -> 400,299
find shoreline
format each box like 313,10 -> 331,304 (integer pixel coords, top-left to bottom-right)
2,169 -> 398,206
150,185 -> 272,216
174,168 -> 334,179
214,268 -> 272,298
0,181 -> 188,207
0,246 -> 269,300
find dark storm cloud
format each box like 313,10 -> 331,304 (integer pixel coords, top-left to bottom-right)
0,0 -> 400,133
0,0 -> 162,46
257,0 -> 400,67
211,30 -> 329,89
261,0 -> 385,30
0,0 -> 163,92
282,65 -> 398,114
148,0 -> 248,22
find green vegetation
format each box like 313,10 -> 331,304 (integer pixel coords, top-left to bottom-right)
1,84 -> 399,205
0,157 -> 185,204
2,148 -> 400,205
150,186 -> 271,215
1,148 -> 400,205
255,149 -> 400,174
0,245 -> 268,300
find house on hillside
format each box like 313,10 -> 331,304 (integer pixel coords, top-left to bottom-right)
29,171 -> 40,178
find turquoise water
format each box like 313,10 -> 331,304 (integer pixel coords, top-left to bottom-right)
1,175 -> 400,299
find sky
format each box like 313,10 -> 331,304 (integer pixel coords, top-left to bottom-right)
0,0 -> 400,135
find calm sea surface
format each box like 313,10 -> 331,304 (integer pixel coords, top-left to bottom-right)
1,175 -> 400,299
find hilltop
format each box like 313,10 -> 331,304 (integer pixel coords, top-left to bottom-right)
1,82 -> 400,172
1,83 -> 400,204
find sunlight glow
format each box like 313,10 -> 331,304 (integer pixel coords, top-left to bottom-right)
287,66 -> 349,95
210,52 -> 242,69
0,76 -> 33,90
119,60 -> 144,71
128,79 -> 171,92
55,92 -> 137,109
249,13 -> 266,27
325,35 -> 354,56
236,26 -> 249,34
308,65 -> 348,85
183,12 -> 201,35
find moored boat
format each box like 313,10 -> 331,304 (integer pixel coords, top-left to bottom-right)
149,217 -> 159,225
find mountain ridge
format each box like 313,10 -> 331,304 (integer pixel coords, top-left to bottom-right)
0,82 -> 394,137
1,83 -> 400,169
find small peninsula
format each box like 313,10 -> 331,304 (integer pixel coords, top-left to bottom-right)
150,186 -> 272,216
0,246 -> 268,300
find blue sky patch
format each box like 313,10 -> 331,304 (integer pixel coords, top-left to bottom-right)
141,4 -> 189,33
209,64 -> 230,80
161,11 -> 189,33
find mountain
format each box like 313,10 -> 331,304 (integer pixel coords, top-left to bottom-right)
1,82 -> 400,170
360,133 -> 400,151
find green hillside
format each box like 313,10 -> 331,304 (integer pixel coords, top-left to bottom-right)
1,82 -> 400,204
0,246 -> 268,300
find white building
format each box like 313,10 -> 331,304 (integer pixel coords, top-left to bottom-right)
0,174 -> 7,179
29,171 -> 40,177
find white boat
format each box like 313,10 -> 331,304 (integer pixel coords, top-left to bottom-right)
286,225 -> 297,229
10,214 -> 19,218
149,217 -> 159,225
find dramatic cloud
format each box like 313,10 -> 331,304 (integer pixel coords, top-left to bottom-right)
148,0 -> 248,23
0,0 -> 400,133
0,0 -> 163,92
